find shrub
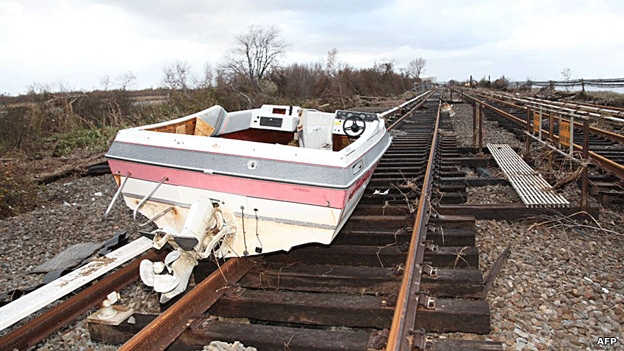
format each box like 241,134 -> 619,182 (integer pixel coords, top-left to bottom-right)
492,76 -> 509,91
0,163 -> 38,219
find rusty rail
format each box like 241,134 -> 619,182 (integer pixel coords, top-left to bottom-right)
0,249 -> 166,351
380,90 -> 434,121
386,100 -> 441,351
387,90 -> 437,131
473,91 -> 624,144
461,92 -> 624,180
118,257 -> 256,351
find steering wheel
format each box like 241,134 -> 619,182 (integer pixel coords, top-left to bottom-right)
343,116 -> 366,138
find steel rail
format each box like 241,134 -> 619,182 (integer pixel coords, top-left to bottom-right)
110,94 -> 437,351
525,96 -> 624,121
0,249 -> 166,351
386,99 -> 441,351
461,93 -> 624,180
475,91 -> 624,141
380,90 -> 434,120
118,257 -> 256,351
387,90 -> 437,131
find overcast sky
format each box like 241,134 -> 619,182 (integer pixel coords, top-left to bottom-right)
1,0 -> 623,95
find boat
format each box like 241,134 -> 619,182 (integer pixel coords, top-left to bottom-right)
105,104 -> 392,301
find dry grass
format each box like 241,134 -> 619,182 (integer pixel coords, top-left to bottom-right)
582,90 -> 624,107
0,162 -> 39,219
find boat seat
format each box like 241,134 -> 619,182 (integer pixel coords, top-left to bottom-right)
194,105 -> 227,136
298,110 -> 334,150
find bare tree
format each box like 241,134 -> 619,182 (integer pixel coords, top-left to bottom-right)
407,58 -> 427,79
115,71 -> 136,91
222,25 -> 289,87
326,48 -> 338,75
374,60 -> 396,76
199,61 -> 214,88
561,67 -> 572,81
561,68 -> 572,91
99,75 -> 111,91
162,61 -> 192,90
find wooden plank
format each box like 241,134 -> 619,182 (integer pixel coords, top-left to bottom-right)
344,215 -> 411,230
0,249 -> 165,351
175,124 -> 186,134
210,289 -> 489,334
148,119 -> 196,134
239,264 -> 483,298
438,184 -> 467,192
426,228 -> 475,247
0,237 -> 153,332
209,289 -> 394,329
422,268 -> 483,298
429,339 -> 504,351
442,157 -> 492,167
194,117 -> 215,136
90,316 -> 372,351
352,204 -> 414,216
239,263 -> 402,295
336,226 -> 475,248
415,298 -> 491,334
333,229 -> 411,246
430,214 -> 475,230
266,245 -> 478,269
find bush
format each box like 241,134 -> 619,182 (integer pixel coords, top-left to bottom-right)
492,76 -> 509,91
478,77 -> 491,88
0,163 -> 38,219
48,127 -> 117,156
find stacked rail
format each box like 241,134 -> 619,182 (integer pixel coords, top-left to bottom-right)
459,90 -> 624,201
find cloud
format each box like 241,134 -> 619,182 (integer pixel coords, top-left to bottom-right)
1,0 -> 623,94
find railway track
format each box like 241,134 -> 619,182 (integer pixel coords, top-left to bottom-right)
79,92 -> 501,350
1,89 -> 619,351
459,89 -> 624,202
0,249 -> 167,350
1,91 -> 509,351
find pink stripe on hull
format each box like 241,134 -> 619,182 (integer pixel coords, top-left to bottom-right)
109,160 -> 348,209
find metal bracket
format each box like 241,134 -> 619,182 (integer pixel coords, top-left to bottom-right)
424,241 -> 438,252
132,177 -> 171,228
408,328 -> 430,351
103,172 -> 130,220
367,329 -> 389,350
483,245 -> 512,298
428,226 -> 441,234
417,292 -> 436,310
422,264 -> 438,278
382,294 -> 398,307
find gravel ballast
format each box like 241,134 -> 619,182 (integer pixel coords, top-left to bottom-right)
447,100 -> 624,350
0,175 -> 160,349
1,99 -> 622,350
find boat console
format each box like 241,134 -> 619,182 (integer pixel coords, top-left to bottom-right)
333,110 -> 379,136
250,105 -> 301,132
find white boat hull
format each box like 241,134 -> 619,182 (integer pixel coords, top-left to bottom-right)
111,159 -> 377,257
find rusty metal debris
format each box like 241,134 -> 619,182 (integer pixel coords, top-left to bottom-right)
482,245 -> 512,298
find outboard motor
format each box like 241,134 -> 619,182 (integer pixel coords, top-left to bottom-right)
139,199 -> 237,303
